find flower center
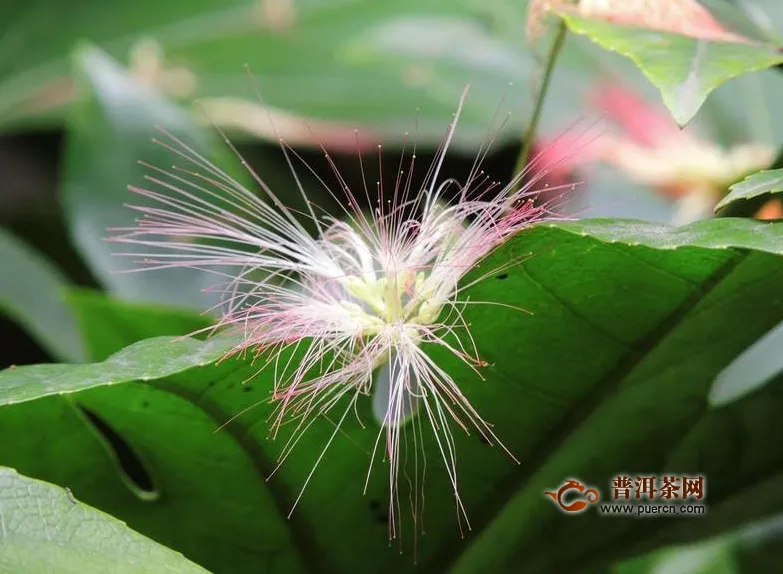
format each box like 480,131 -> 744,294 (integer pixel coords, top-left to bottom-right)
338,269 -> 444,335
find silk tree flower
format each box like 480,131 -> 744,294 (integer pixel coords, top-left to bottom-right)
110,88 -> 566,539
587,83 -> 777,224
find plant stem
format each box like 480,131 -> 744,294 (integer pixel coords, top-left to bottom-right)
512,20 -> 568,186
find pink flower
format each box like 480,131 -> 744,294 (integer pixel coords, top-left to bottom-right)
589,83 -> 775,223
110,87 -> 562,540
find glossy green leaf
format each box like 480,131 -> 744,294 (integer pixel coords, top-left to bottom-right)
557,217 -> 783,254
0,334 -> 236,405
0,466 -> 212,574
65,288 -> 213,361
0,227 -> 85,363
560,14 -> 783,125
1,218 -> 783,574
715,168 -> 783,212
710,319 -> 783,407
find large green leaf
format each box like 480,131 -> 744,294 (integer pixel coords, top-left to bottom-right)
715,168 -> 783,212
1,218 -> 783,574
557,217 -> 783,253
0,466 -> 212,574
560,13 -> 783,125
65,288 -> 213,361
0,227 -> 85,363
710,319 -> 783,407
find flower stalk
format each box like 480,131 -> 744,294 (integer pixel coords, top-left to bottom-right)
513,19 -> 568,186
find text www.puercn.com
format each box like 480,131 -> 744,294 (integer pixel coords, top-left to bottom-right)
598,504 -> 707,516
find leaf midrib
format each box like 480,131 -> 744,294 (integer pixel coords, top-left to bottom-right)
432,250 -> 746,574
734,173 -> 783,196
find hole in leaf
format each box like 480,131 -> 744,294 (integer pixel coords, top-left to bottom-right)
495,273 -> 508,280
78,404 -> 158,499
244,386 -> 253,392
368,499 -> 388,524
